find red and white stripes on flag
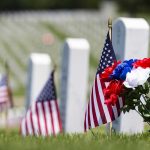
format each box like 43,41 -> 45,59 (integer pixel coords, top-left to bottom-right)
84,32 -> 124,131
21,100 -> 62,136
0,75 -> 10,112
84,76 -> 124,131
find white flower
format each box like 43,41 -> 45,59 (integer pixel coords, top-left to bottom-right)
123,67 -> 150,89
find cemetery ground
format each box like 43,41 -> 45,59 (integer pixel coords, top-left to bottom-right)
0,126 -> 150,150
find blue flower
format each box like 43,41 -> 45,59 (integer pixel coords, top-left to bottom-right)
119,67 -> 131,80
110,59 -> 138,80
123,59 -> 138,67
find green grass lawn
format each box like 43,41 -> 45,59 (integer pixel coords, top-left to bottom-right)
0,127 -> 150,150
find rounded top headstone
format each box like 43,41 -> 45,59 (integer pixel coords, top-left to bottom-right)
113,17 -> 149,30
65,38 -> 90,51
30,53 -> 51,65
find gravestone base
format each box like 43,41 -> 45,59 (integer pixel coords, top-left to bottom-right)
112,111 -> 143,134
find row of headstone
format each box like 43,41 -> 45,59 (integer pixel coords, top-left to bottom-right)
26,17 -> 149,134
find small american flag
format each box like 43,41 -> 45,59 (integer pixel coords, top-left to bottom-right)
0,75 -> 10,111
21,70 -> 62,136
84,32 -> 124,131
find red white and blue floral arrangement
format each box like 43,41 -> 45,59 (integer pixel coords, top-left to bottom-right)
101,58 -> 150,126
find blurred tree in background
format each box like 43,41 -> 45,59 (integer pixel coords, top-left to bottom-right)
113,0 -> 150,15
22,0 -> 101,9
0,0 -> 21,10
0,0 -> 149,15
0,0 -> 102,10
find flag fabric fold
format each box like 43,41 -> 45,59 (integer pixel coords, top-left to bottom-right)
84,32 -> 124,131
21,70 -> 62,136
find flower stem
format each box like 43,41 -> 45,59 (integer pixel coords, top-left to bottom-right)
140,95 -> 150,114
135,109 -> 150,126
142,94 -> 148,102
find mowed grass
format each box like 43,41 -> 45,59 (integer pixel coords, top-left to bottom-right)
0,127 -> 150,150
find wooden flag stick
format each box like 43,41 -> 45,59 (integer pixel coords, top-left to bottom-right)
53,63 -> 57,72
108,18 -> 113,136
108,18 -> 112,40
5,61 -> 9,79
50,56 -> 57,72
4,61 -> 14,108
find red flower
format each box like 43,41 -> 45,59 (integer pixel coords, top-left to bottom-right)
104,80 -> 123,106
101,61 -> 121,79
133,58 -> 150,69
105,94 -> 118,106
103,89 -> 111,99
108,80 -> 123,95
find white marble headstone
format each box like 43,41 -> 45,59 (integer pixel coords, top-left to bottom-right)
26,53 -> 51,109
111,17 -> 149,134
60,38 -> 90,133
